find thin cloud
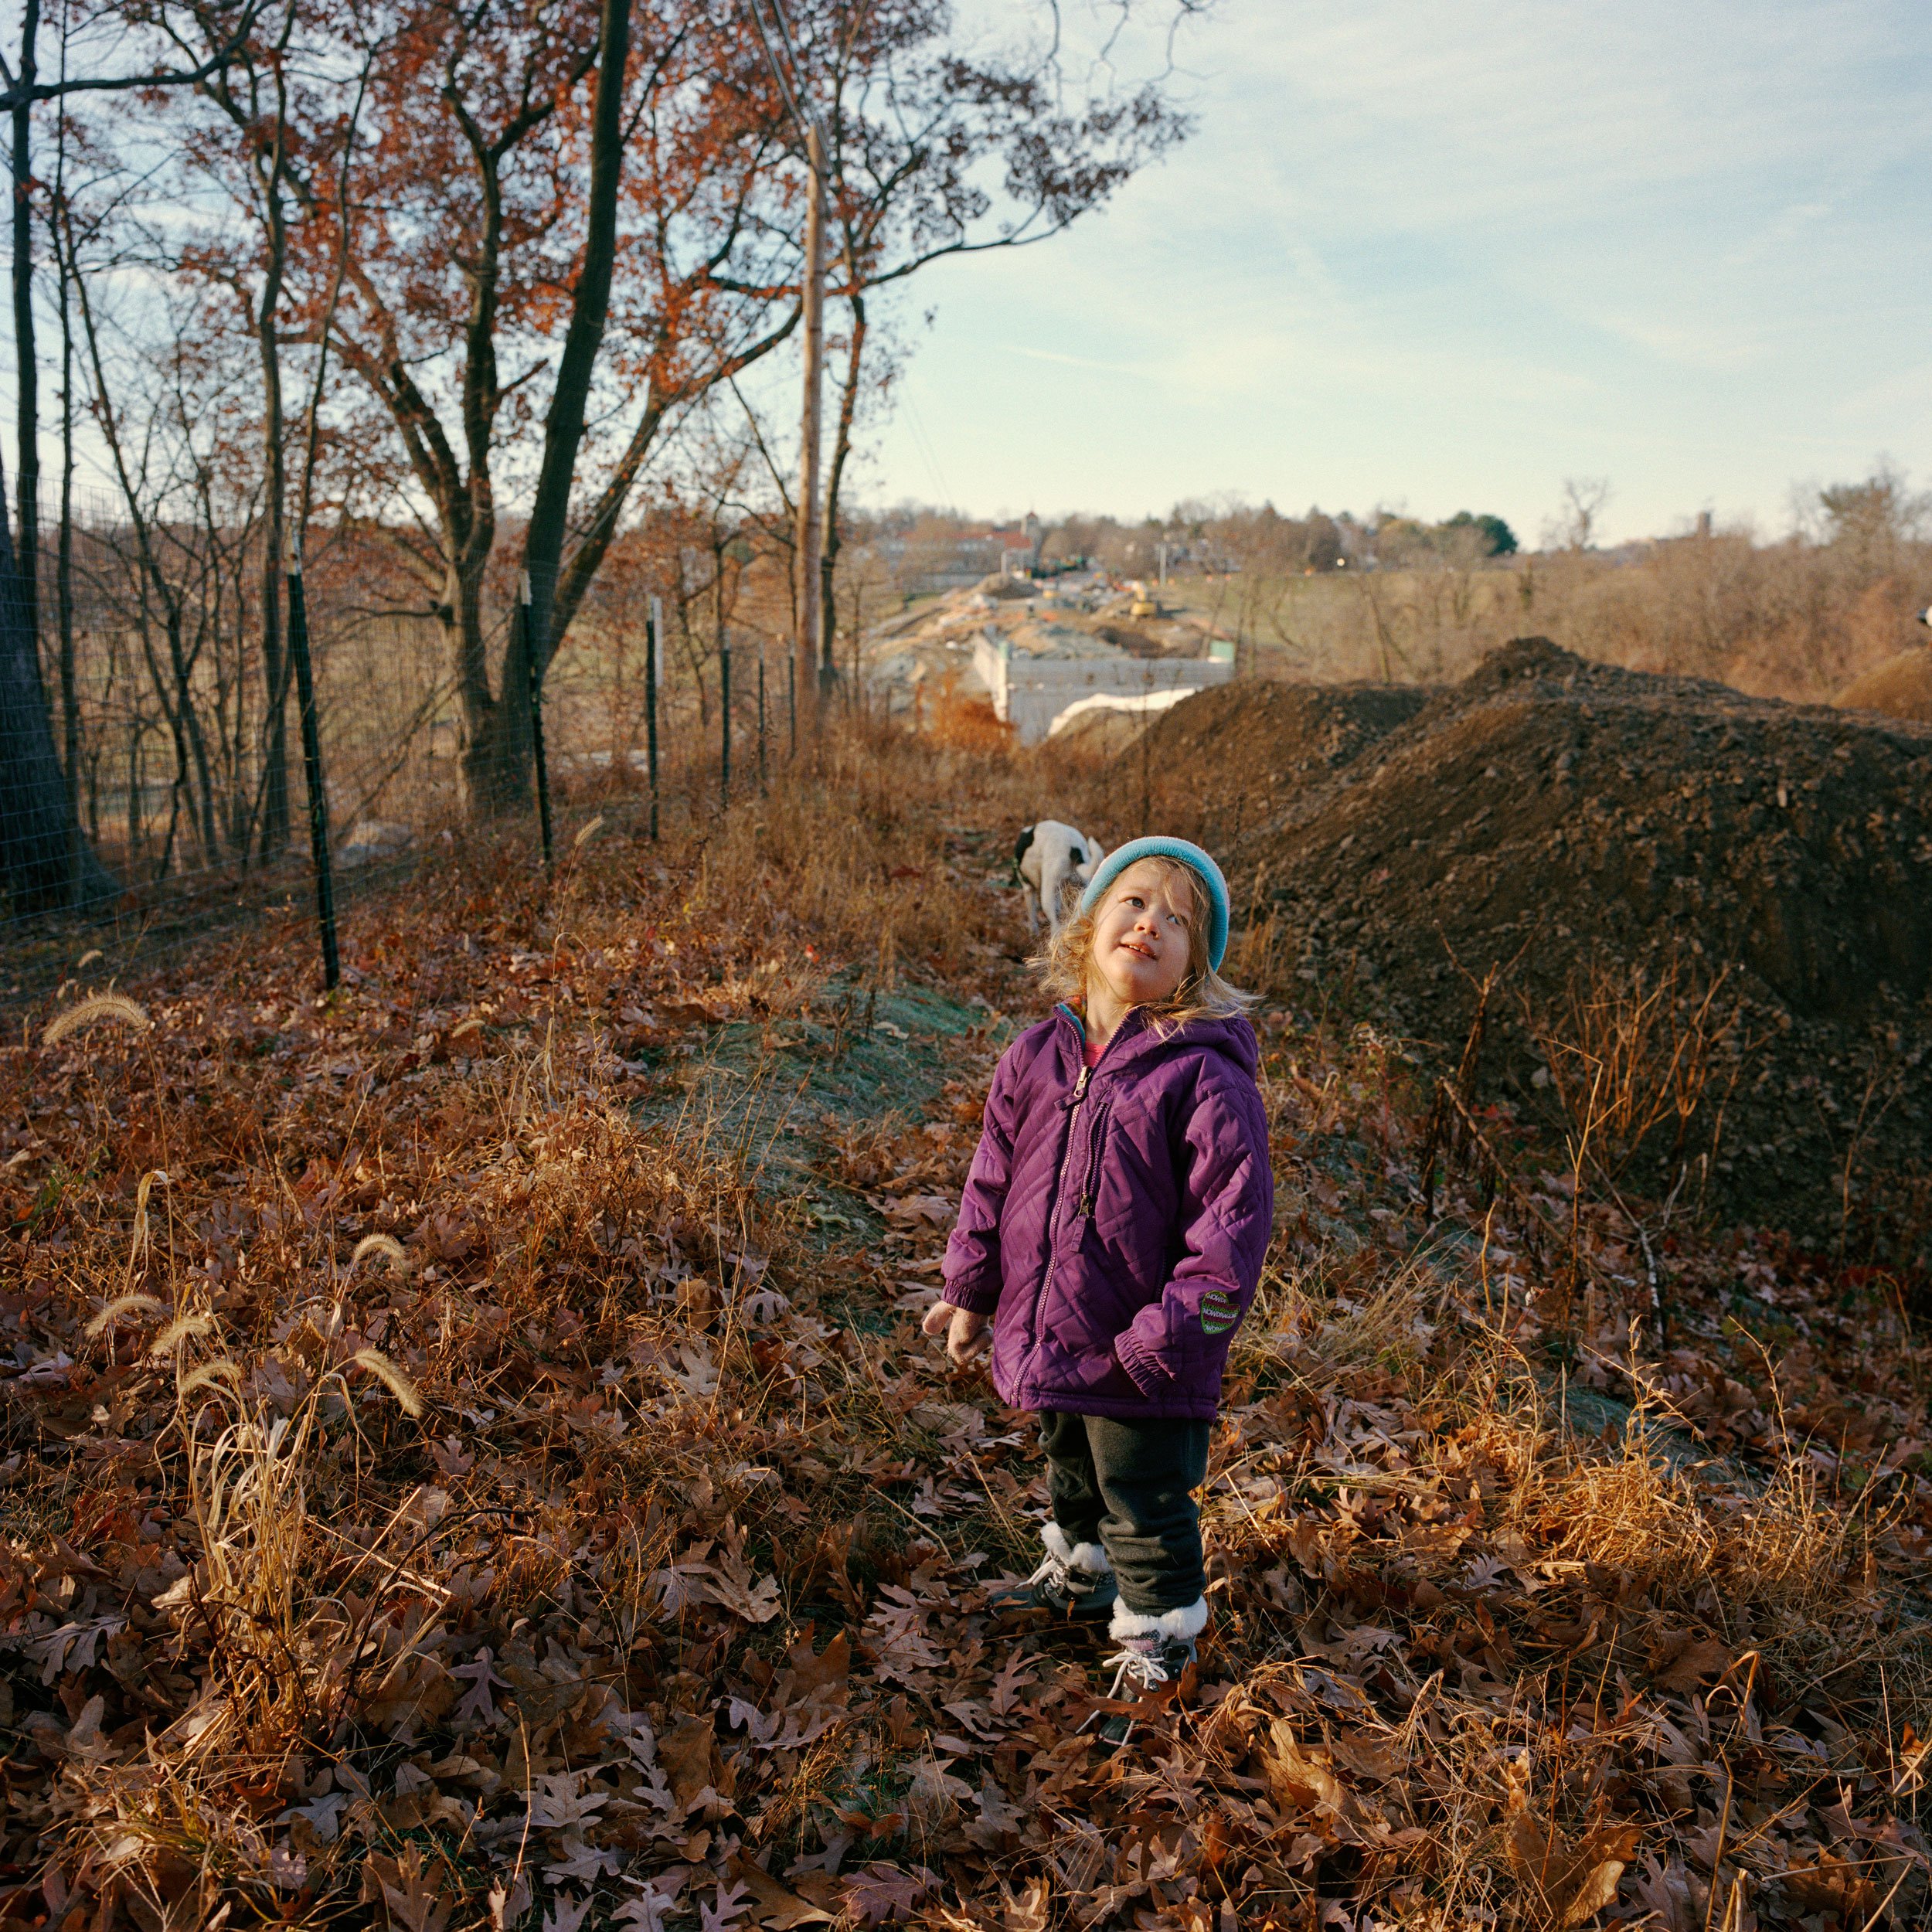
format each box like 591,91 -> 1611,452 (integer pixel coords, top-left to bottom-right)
1594,315 -> 1774,373
878,0 -> 1932,539
1005,345 -> 1158,379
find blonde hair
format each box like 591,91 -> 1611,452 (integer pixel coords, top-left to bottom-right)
1035,854 -> 1257,1032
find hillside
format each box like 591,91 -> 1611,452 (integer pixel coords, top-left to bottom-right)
1127,641 -> 1932,1254
0,733 -> 1927,1930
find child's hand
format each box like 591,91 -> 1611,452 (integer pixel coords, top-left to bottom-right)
921,1301 -> 991,1366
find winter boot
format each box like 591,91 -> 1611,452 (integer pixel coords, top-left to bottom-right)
1086,1599 -> 1207,1748
986,1523 -> 1119,1622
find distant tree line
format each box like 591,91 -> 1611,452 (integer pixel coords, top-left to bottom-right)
858,464 -> 1931,703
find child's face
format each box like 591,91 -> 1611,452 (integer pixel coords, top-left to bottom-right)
1088,859 -> 1197,1009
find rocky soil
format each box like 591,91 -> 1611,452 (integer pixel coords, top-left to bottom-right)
1135,640 -> 1932,1254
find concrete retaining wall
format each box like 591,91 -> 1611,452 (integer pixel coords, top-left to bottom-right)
972,633 -> 1234,744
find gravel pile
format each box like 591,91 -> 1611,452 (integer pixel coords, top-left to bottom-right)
1151,641 -> 1932,1250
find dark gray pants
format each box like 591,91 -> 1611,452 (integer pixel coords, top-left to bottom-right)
1040,1410 -> 1210,1616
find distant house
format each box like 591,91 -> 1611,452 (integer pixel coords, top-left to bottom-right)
896,522 -> 1038,595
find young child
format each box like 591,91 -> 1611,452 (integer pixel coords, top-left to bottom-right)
923,835 -> 1273,1722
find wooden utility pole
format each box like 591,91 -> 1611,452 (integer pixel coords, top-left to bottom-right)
795,118 -> 826,723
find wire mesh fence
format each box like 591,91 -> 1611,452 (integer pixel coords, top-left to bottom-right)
0,491 -> 801,1007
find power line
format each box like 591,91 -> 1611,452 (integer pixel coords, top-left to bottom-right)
763,0 -> 808,92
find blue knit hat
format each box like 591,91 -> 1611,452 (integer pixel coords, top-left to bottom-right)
1078,836 -> 1231,971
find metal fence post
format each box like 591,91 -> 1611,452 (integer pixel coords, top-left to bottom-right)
522,572 -> 553,869
645,594 -> 659,842
284,549 -> 339,991
719,641 -> 731,808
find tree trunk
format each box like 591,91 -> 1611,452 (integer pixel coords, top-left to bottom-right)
12,0 -> 39,654
481,0 -> 633,815
481,587 -> 534,815
257,171 -> 292,857
53,124 -> 77,821
0,450 -> 114,912
446,562 -> 526,816
521,0 -> 631,670
1,45 -> 114,918
165,602 -> 219,861
819,279 -> 866,687
794,122 -> 826,721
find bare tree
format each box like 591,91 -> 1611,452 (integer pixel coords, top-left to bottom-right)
1553,475 -> 1613,553
723,0 -> 1194,692
0,0 -> 266,911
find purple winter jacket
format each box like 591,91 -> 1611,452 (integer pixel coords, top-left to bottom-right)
940,1002 -> 1274,1422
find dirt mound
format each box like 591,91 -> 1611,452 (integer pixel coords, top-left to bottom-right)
1151,678 -> 1433,785
1835,647 -> 1932,723
1091,622 -> 1165,658
975,573 -> 1037,600
1230,640 -> 1932,1251
1053,706 -> 1151,759
1114,679 -> 1434,852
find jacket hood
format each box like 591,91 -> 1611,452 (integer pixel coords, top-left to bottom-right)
1057,1002 -> 1260,1081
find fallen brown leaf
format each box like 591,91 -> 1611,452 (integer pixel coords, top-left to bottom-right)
1261,1719 -> 1344,1813
1505,1808 -> 1640,1929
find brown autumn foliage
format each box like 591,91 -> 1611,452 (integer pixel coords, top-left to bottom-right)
0,724 -> 1927,1930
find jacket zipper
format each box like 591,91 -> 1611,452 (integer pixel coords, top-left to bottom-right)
1019,1057 -> 1089,1390
1018,1006 -> 1148,1393
1069,1012 -> 1137,1219
1072,1094 -> 1104,1217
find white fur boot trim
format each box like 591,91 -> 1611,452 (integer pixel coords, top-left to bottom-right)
1110,1597 -> 1209,1641
1040,1522 -> 1111,1574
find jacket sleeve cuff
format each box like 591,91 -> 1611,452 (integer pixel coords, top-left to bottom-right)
941,1277 -> 1002,1317
1114,1324 -> 1174,1396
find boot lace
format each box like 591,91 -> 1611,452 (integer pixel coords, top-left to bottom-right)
1022,1549 -> 1077,1595
1098,1641 -> 1179,1703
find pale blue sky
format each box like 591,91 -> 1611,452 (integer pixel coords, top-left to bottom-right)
869,0 -> 1932,543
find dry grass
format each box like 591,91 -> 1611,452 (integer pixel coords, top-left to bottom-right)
1522,949 -> 1750,1196
1170,526 -> 1932,706
40,994 -> 151,1049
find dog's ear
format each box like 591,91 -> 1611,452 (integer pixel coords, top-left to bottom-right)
1013,825 -> 1036,869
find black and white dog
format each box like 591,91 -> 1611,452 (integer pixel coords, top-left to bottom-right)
1013,820 -> 1107,940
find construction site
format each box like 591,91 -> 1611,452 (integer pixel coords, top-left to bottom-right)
858,569 -> 1236,744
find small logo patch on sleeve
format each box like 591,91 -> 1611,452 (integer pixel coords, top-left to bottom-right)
1199,1287 -> 1240,1336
